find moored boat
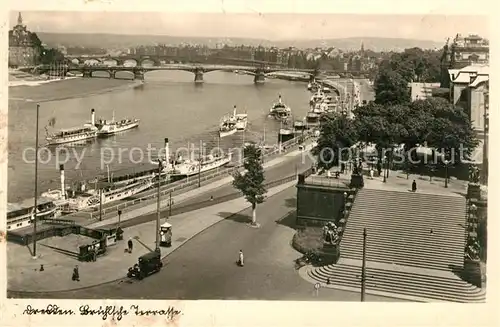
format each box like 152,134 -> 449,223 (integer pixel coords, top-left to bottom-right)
170,153 -> 232,177
268,95 -> 292,120
96,111 -> 140,136
45,109 -> 98,145
6,197 -> 57,231
67,178 -> 154,211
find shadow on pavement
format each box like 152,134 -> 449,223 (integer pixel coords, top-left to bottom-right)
39,243 -> 79,260
217,212 -> 252,224
275,211 -> 297,229
284,197 -> 296,209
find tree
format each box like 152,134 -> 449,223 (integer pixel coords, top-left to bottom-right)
410,98 -> 479,162
374,68 -> 411,105
232,145 -> 267,226
313,114 -> 359,171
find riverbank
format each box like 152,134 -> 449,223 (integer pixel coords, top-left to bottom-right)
8,78 -> 141,103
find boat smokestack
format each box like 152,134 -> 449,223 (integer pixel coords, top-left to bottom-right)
91,108 -> 95,126
233,105 -> 237,116
278,95 -> 282,104
164,138 -> 170,169
59,164 -> 66,199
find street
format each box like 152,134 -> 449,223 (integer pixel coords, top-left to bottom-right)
18,186 -> 401,301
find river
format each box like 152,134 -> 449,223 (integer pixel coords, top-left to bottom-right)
8,70 -> 330,202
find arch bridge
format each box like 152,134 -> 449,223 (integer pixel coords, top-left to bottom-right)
27,63 -> 368,85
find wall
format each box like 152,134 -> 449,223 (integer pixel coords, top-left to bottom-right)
8,46 -> 39,67
468,83 -> 486,132
296,184 -> 349,226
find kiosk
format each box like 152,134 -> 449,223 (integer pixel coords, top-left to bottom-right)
160,222 -> 172,247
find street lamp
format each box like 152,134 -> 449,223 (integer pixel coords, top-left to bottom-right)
155,159 -> 163,252
32,103 -> 40,258
444,159 -> 450,188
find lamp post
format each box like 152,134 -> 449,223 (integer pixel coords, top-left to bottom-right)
117,209 -> 122,228
383,155 -> 387,183
361,228 -> 367,302
444,159 -> 450,188
155,159 -> 163,252
32,103 -> 40,258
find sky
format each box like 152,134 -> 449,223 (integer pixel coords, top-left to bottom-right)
9,11 -> 489,42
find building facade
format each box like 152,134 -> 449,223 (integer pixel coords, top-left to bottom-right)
448,64 -> 489,133
451,34 -> 489,68
8,12 -> 41,67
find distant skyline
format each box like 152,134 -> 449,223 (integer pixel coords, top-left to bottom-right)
10,11 -> 489,42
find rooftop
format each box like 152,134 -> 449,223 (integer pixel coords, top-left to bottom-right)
7,197 -> 54,213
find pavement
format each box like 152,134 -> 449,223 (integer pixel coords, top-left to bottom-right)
8,139 -> 317,292
7,180 -> 297,293
362,169 -> 467,197
10,186 -> 402,302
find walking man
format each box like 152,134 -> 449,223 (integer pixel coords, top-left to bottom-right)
72,265 -> 80,282
238,250 -> 244,267
128,239 -> 133,253
412,180 -> 417,192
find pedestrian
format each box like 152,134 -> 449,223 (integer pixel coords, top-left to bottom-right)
128,239 -> 133,253
369,168 -> 374,179
210,195 -> 214,201
72,265 -> 80,282
412,180 -> 417,192
341,162 -> 345,174
377,162 -> 382,176
238,250 -> 244,267
326,277 -> 331,285
40,264 -> 44,272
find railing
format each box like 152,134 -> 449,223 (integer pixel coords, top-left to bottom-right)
73,132 -> 315,221
303,174 -> 350,188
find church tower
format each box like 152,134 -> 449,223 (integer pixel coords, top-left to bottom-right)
17,12 -> 23,26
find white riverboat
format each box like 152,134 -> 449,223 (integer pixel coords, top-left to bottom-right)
268,95 -> 292,120
96,111 -> 140,136
170,153 -> 232,177
45,108 -> 99,145
67,179 -> 154,210
45,125 -> 98,145
6,197 -> 58,231
219,106 -> 242,137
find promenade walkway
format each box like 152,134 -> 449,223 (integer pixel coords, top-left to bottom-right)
7,180 -> 297,293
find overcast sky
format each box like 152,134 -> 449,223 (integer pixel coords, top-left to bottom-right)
10,11 -> 489,42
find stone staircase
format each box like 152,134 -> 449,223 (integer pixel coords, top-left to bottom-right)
306,263 -> 485,302
304,188 -> 486,302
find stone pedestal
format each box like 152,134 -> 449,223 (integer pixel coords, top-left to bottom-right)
321,243 -> 340,264
350,174 -> 364,188
467,183 -> 481,199
462,259 -> 482,287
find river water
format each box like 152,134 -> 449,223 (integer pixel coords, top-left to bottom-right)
8,70 -> 326,202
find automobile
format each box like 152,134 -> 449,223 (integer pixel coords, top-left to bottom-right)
127,250 -> 163,280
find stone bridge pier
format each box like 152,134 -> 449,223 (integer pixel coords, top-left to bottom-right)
254,68 -> 266,84
83,70 -> 92,78
134,70 -> 145,81
194,67 -> 204,84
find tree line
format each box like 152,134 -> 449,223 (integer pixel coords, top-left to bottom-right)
314,46 -> 477,173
